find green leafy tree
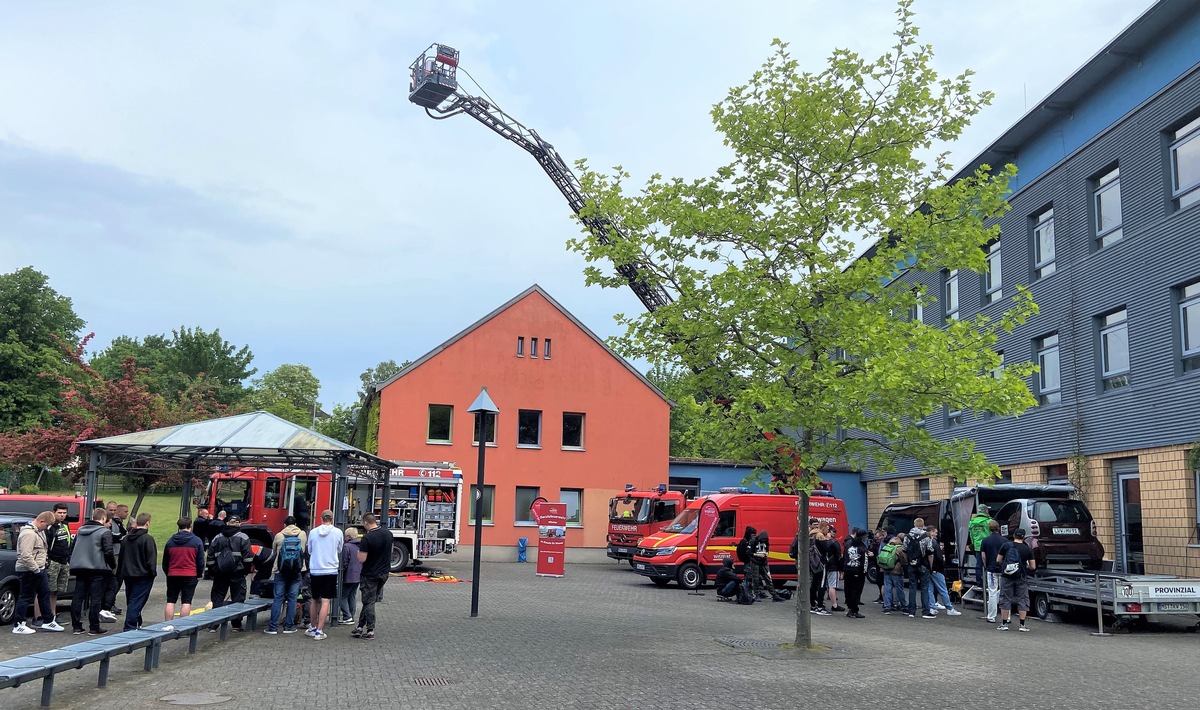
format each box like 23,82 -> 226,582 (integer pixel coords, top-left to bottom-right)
646,364 -> 726,458
90,326 -> 255,407
315,403 -> 357,444
569,2 -> 1036,649
0,267 -> 85,431
358,360 -> 404,399
249,364 -> 321,426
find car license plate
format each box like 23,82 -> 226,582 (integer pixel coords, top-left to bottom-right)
635,563 -> 645,570
616,547 -> 629,554
1052,527 -> 1080,535
1159,602 -> 1191,612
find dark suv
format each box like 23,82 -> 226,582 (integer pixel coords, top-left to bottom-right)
992,498 -> 1104,570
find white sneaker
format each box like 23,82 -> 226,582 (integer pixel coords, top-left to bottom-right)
12,622 -> 35,635
40,621 -> 65,632
304,627 -> 317,637
946,609 -> 962,616
98,610 -> 118,621
933,603 -> 947,610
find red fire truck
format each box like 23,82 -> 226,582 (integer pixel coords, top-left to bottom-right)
196,461 -> 463,572
606,484 -> 688,562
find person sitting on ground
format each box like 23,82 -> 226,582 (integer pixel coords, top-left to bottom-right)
715,557 -> 740,599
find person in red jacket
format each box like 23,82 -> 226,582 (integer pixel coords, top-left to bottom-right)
162,517 -> 205,622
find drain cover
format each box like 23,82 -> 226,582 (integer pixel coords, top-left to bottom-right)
160,693 -> 232,705
413,678 -> 452,687
715,637 -> 784,649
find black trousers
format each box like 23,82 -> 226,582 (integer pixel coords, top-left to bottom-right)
103,571 -> 122,611
71,571 -> 107,632
210,574 -> 247,626
809,567 -> 825,607
844,573 -> 866,614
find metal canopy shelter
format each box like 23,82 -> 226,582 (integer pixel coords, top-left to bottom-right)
77,410 -> 396,527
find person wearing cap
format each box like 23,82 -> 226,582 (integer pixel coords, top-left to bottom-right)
979,520 -> 1007,623
968,504 -> 993,585
995,527 -> 1036,631
207,514 -> 253,631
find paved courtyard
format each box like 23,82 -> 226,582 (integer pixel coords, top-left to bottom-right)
3,559 -> 1199,709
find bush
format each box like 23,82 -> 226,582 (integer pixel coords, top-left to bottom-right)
18,484 -> 40,494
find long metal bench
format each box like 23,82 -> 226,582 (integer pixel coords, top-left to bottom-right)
0,599 -> 271,707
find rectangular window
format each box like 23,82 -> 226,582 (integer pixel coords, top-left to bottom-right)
1099,308 -> 1130,390
517,410 -> 542,447
946,405 -> 963,428
1037,334 -> 1061,405
543,338 -> 552,359
1094,167 -> 1123,247
917,479 -> 930,501
264,478 -> 282,509
1180,280 -> 1200,372
1043,463 -> 1069,485
515,486 -> 540,525
468,485 -> 495,525
516,337 -> 524,358
472,412 -> 497,445
984,241 -> 1002,304
943,269 -> 959,321
531,337 -> 539,358
561,489 -> 582,525
908,300 -> 923,324
427,404 -> 453,443
1171,115 -> 1200,210
997,469 -> 1013,485
887,481 -> 899,498
562,412 -> 584,449
1033,207 -> 1056,279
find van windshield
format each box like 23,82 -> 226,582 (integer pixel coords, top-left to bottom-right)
609,497 -> 650,524
662,509 -> 700,534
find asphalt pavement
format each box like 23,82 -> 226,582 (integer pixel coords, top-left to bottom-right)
3,560 -> 1199,709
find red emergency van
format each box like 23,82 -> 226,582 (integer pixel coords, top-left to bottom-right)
631,491 -> 849,589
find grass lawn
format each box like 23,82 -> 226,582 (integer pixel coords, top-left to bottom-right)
47,490 -> 197,553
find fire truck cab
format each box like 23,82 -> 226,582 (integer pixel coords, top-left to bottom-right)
606,484 -> 688,562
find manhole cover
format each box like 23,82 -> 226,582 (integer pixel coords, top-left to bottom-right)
715,637 -> 784,650
160,693 -> 232,705
413,678 -> 452,687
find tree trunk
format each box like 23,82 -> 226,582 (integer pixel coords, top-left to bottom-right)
129,480 -> 148,518
795,492 -> 813,649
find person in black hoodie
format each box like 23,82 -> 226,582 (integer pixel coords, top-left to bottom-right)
118,513 -> 157,631
841,530 -> 870,618
715,557 -> 740,599
735,526 -> 758,596
751,529 -> 786,602
69,508 -> 115,635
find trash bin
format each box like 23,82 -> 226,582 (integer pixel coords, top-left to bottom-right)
517,538 -> 528,563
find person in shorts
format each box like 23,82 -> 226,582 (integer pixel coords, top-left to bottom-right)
996,528 -> 1036,631
162,517 -> 205,621
44,503 -> 74,623
305,510 -> 343,641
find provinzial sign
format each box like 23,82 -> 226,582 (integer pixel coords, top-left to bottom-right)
531,501 -> 567,578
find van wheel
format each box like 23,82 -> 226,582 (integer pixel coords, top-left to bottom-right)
390,542 -> 411,573
677,562 -> 702,590
866,567 -> 879,586
1033,592 -> 1050,620
650,578 -> 670,587
0,582 -> 16,625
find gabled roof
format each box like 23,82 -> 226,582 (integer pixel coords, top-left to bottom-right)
79,410 -> 394,476
376,284 -> 670,404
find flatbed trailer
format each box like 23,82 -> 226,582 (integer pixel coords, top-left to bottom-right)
961,569 -> 1200,629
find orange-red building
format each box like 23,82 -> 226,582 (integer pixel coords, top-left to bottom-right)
375,285 -> 672,560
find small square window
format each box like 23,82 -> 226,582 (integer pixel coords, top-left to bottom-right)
517,410 -> 542,447
1093,167 -> 1123,247
887,481 -> 899,498
562,412 -> 585,449
543,338 -> 552,359
468,485 -> 495,525
997,469 -> 1013,485
1099,308 -> 1130,391
515,486 -> 540,524
561,489 -> 582,525
1036,334 -> 1061,405
1033,207 -> 1056,279
427,404 -> 453,443
531,337 -> 539,359
472,411 -> 497,445
516,337 -> 524,358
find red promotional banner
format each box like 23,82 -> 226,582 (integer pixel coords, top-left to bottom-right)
532,502 -> 566,577
696,499 -> 720,556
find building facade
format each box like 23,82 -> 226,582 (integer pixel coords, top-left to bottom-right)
375,285 -> 671,561
864,2 -> 1200,576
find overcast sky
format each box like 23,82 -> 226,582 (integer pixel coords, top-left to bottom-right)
0,0 -> 1156,409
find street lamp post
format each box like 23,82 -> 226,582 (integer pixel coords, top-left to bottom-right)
467,386 -> 499,618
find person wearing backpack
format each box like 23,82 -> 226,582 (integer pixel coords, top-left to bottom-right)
207,515 -> 253,631
823,525 -> 844,613
265,515 -> 308,634
877,533 -> 906,614
979,519 -> 1007,623
841,530 -> 869,618
995,528 -> 1036,631
808,527 -> 830,615
905,518 -> 936,619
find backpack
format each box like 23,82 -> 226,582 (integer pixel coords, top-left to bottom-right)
736,538 -> 753,564
279,533 -> 304,578
877,543 -> 899,571
905,534 -> 926,567
808,539 -> 823,575
210,534 -> 240,576
736,578 -> 756,605
1001,543 -> 1024,578
843,543 -> 863,574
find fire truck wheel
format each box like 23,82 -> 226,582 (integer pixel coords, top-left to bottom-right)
390,542 -> 411,573
677,562 -> 702,590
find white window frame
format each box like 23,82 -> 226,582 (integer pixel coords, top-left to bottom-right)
1100,308 -> 1131,391
516,337 -> 524,358
543,338 -> 552,359
468,484 -> 495,525
427,404 -> 453,444
1180,280 -> 1200,371
1094,167 -> 1123,247
1037,334 -> 1061,405
917,479 -> 931,501
944,270 -> 959,321
984,241 -> 1002,304
472,412 -> 497,446
1171,115 -> 1200,210
560,488 -> 583,526
517,409 -> 542,448
887,481 -> 899,498
946,404 -> 963,428
531,337 -> 539,359
1033,207 -> 1056,279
